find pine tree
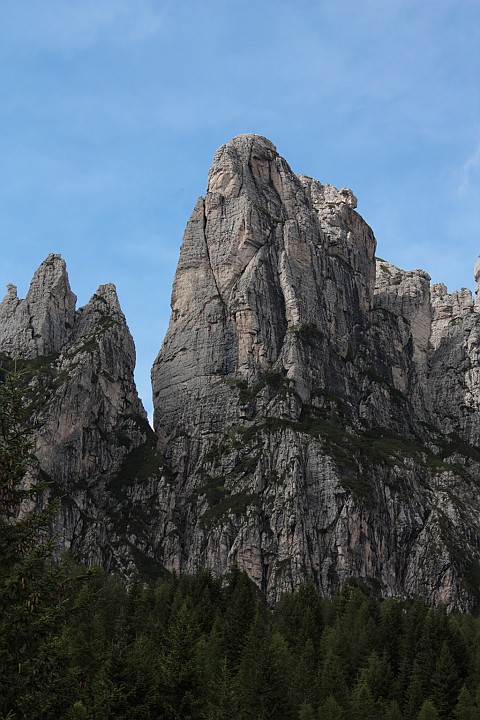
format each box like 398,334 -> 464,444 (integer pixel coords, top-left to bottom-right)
416,700 -> 440,720
384,699 -> 403,720
223,566 -> 257,670
319,695 -> 344,720
162,599 -> 202,719
292,638 -> 317,708
235,612 -> 294,720
196,614 -> 236,720
63,700 -> 88,720
431,640 -> 461,718
454,685 -> 478,720
317,648 -> 349,708
358,651 -> 394,706
378,598 -> 403,671
297,699 -> 316,720
349,676 -> 379,720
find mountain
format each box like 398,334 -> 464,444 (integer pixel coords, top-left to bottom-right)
2,135 -> 480,608
0,254 -> 161,577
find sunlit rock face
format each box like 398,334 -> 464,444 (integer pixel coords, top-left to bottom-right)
2,137 -> 480,609
151,135 -> 480,609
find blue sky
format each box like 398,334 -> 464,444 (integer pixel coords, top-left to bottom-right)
1,0 -> 479,417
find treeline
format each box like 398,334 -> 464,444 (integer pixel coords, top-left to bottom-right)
2,368 -> 480,719
2,564 -> 480,720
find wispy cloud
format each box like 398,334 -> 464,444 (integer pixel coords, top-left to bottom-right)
458,140 -> 480,194
0,0 -> 165,55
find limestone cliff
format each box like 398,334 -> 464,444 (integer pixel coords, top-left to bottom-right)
151,135 -> 480,609
2,137 -> 480,610
0,254 -> 162,576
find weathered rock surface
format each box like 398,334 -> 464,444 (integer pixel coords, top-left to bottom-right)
151,135 -> 480,609
0,256 -> 161,576
0,254 -> 76,358
2,136 -> 480,609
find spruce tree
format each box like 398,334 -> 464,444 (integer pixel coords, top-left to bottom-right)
431,640 -> 461,718
416,700 -> 440,720
384,699 -> 403,720
297,700 -> 316,720
349,676 -> 379,720
453,685 -> 478,720
319,695 -> 344,720
161,599 -> 202,719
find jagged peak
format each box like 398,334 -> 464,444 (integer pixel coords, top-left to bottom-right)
0,253 -> 77,358
26,253 -> 74,299
90,282 -> 122,312
207,134 -> 294,200
72,283 -> 127,341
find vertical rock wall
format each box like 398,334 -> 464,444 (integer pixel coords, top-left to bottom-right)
151,136 -> 480,609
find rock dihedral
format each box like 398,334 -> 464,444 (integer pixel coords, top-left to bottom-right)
2,136 -> 480,609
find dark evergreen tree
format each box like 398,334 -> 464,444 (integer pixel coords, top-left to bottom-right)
297,699 -> 316,720
317,647 -> 349,708
416,700 -> 440,720
349,676 -> 379,720
196,614 -> 236,720
431,640 -> 461,718
0,366 -> 72,719
236,611 -> 294,720
223,566 -> 257,670
162,599 -> 202,719
319,695 -> 344,720
454,685 -> 478,720
378,598 -> 404,671
384,699 -> 403,720
292,638 -> 317,708
358,651 -> 394,707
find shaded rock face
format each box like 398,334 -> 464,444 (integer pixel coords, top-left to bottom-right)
0,256 -> 159,576
151,135 -> 480,609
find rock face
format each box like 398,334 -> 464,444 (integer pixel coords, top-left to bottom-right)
2,137 -> 480,609
0,255 -> 162,576
0,254 -> 76,358
151,135 -> 480,609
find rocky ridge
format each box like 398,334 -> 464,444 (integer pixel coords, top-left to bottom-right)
0,254 -> 161,576
2,136 -> 480,609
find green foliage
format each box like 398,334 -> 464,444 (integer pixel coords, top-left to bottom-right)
416,700 -> 440,720
290,322 -> 324,346
454,685 -> 478,720
0,563 -> 477,719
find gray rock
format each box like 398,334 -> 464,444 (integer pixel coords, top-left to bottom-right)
150,135 -> 480,608
0,253 -> 76,358
3,138 -> 480,609
0,255 -> 155,576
